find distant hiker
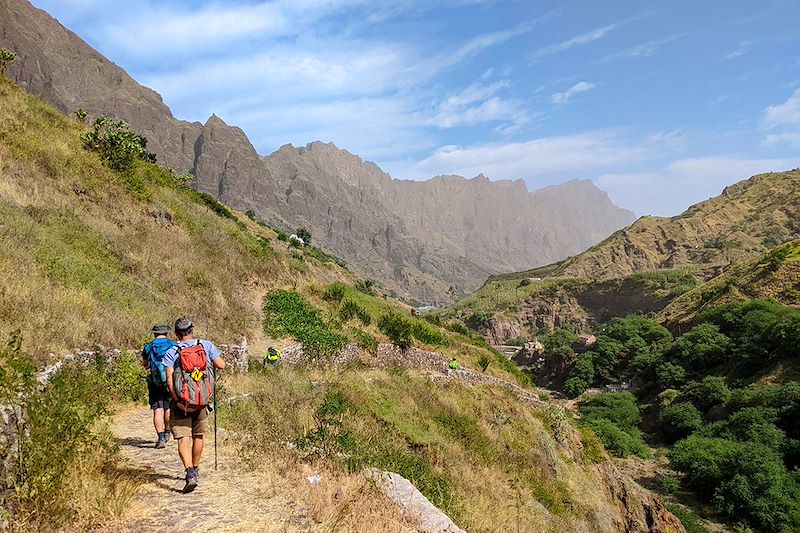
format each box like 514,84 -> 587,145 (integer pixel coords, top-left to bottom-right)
264,346 -> 282,367
142,324 -> 176,448
163,317 -> 226,493
448,358 -> 458,373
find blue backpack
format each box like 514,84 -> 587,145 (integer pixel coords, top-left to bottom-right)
145,337 -> 176,387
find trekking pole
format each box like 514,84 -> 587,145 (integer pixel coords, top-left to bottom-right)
213,372 -> 218,471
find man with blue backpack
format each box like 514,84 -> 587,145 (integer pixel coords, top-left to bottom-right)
141,324 -> 176,448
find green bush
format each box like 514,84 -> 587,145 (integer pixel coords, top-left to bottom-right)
578,392 -> 650,458
477,354 -> 491,372
445,321 -> 469,335
656,362 -> 687,389
339,299 -> 371,326
541,328 -> 578,359
667,505 -> 710,533
507,336 -> 529,347
107,351 -> 148,403
681,376 -> 731,412
0,48 -> 17,74
262,290 -> 347,359
669,436 -> 800,532
660,476 -> 681,494
80,116 -> 155,172
564,377 -> 589,398
323,282 -> 347,302
410,320 -> 448,347
351,328 -> 378,355
581,417 -> 650,458
378,312 -> 413,351
659,402 -> 703,442
666,323 -> 732,372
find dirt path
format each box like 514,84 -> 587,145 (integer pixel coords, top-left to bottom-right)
110,407 -> 307,532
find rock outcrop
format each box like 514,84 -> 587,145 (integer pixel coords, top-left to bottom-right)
1,0 -> 635,304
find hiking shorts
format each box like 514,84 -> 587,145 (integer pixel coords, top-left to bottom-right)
147,382 -> 171,410
170,403 -> 209,439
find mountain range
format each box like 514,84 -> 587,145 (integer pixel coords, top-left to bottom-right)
0,0 -> 634,304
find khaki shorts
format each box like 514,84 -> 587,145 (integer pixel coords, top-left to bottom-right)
171,403 -> 209,439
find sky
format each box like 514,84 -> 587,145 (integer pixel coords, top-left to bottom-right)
32,0 -> 800,216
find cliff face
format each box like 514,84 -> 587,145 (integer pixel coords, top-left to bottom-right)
1,0 -> 635,303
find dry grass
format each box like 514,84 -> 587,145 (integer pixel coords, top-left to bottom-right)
0,75 -> 352,361
221,366 -> 637,533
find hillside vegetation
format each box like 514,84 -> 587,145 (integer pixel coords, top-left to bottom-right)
0,74 -> 350,359
535,303 -> 800,532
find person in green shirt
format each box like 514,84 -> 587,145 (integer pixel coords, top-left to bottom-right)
448,358 -> 458,373
264,347 -> 282,367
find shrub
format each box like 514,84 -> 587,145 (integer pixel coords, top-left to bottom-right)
186,190 -> 238,222
466,311 -> 493,332
339,299 -> 371,326
410,321 -> 448,346
507,336 -> 529,347
352,328 -> 378,355
669,436 -> 800,532
700,407 -> 786,452
660,476 -> 681,494
666,323 -> 732,372
295,227 -> 312,245
477,354 -> 491,372
262,290 -> 346,359
445,321 -> 469,335
378,312 -> 414,351
681,376 -> 731,412
564,377 -> 589,398
656,362 -> 686,389
0,48 -> 17,74
80,116 -> 155,172
323,282 -> 347,302
581,417 -> 650,458
659,402 -> 703,442
578,425 -> 605,463
354,279 -> 374,294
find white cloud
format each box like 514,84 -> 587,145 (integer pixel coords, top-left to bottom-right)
427,81 -> 531,128
551,81 -> 595,104
600,35 -> 682,63
597,156 -> 799,215
724,41 -> 750,60
534,23 -> 619,58
762,133 -> 800,149
400,130 -> 654,181
763,88 -> 800,128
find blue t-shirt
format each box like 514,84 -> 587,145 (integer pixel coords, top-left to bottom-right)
162,339 -> 222,371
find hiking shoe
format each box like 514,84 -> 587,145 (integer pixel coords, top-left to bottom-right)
183,472 -> 198,493
155,438 -> 166,449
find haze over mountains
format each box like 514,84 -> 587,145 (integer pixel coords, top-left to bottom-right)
0,0 -> 638,303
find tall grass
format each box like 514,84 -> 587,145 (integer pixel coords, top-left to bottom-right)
0,334 -> 143,530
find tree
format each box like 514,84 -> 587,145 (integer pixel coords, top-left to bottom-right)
669,436 -> 800,532
74,108 -> 88,124
659,402 -> 703,441
589,335 -> 625,383
666,323 -> 732,372
80,116 -> 156,171
295,227 -> 312,246
0,48 -> 17,74
542,328 -> 578,359
378,312 -> 413,351
682,376 -> 731,412
656,362 -> 686,389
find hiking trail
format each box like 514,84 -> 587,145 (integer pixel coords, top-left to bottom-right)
111,407 -> 306,532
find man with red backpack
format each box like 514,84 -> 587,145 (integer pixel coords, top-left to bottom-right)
142,324 -> 176,448
163,317 -> 226,493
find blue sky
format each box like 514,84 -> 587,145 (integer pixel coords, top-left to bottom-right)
32,0 -> 800,215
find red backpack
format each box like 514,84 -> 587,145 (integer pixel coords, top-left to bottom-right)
173,341 -> 215,410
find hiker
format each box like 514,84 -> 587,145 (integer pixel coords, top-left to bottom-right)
162,317 -> 226,493
141,324 -> 176,448
448,357 -> 458,373
263,346 -> 282,367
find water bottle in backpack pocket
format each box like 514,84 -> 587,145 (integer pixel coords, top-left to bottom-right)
173,341 -> 215,410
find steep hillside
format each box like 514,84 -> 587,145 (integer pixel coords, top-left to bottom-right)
0,0 -> 634,304
446,170 -> 800,344
659,239 -> 800,327
0,74 -> 349,359
501,170 -> 800,283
